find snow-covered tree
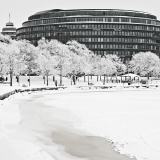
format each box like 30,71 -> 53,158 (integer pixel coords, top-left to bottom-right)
66,40 -> 94,84
66,52 -> 86,85
16,40 -> 38,86
38,50 -> 58,86
129,52 -> 160,79
37,37 -> 49,51
0,48 -> 5,72
0,43 -> 8,76
57,44 -> 72,85
105,54 -> 126,75
38,37 -> 66,57
0,33 -> 12,44
85,54 -> 99,84
105,54 -> 126,82
98,57 -> 116,85
66,40 -> 93,57
38,38 -> 70,85
0,34 -> 15,77
92,55 -> 103,81
0,42 -> 20,86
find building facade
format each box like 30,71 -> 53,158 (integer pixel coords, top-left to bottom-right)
2,21 -> 16,39
17,9 -> 160,61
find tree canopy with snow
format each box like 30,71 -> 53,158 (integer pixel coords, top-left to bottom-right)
129,52 -> 160,79
66,40 -> 94,75
105,54 -> 126,76
0,33 -> 12,44
16,40 -> 38,75
0,42 -> 20,86
4,34 -> 160,86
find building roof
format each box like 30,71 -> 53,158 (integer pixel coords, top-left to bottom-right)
6,22 -> 14,26
28,9 -> 156,20
2,26 -> 16,32
1,20 -> 16,38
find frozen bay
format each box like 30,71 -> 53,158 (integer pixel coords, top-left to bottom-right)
1,87 -> 160,160
44,88 -> 160,160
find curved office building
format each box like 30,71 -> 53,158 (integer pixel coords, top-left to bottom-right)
17,9 -> 160,61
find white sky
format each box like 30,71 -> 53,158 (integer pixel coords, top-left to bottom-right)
0,0 -> 160,31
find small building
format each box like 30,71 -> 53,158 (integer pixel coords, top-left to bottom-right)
1,15 -> 16,39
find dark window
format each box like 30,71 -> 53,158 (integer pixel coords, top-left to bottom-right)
113,18 -> 119,22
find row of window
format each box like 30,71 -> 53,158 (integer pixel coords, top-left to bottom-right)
23,17 -> 158,27
86,44 -> 156,50
17,33 -> 156,44
17,24 -> 160,34
94,50 -> 134,56
17,30 -> 154,38
87,38 -> 155,43
17,35 -> 157,46
77,37 -> 155,43
94,50 -> 156,57
28,38 -> 158,58
69,31 -> 154,37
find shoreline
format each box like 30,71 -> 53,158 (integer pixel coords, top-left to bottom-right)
0,82 -> 159,100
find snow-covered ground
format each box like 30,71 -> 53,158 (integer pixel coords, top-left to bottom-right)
1,76 -> 160,160
43,88 -> 160,160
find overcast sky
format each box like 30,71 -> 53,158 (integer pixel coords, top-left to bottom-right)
0,0 -> 160,31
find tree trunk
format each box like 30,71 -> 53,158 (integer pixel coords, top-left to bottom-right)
29,74 -> 30,86
10,71 -> 12,86
73,75 -> 76,85
88,75 -> 89,85
100,76 -> 101,81
147,73 -> 150,80
43,76 -> 45,84
71,76 -> 72,85
97,75 -> 98,81
60,74 -> 62,86
18,75 -> 20,86
115,74 -> 118,83
84,75 -> 86,82
53,75 -> 55,82
103,75 -> 105,85
60,64 -> 62,86
47,72 -> 48,86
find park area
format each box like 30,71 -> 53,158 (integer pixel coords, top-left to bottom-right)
0,74 -> 159,96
